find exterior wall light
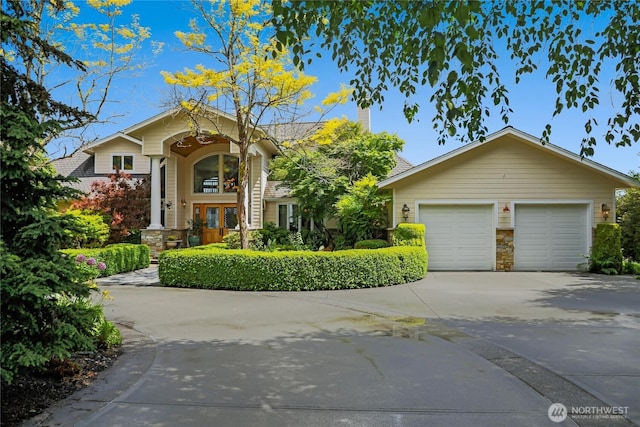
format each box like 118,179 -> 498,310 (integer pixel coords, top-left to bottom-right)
601,203 -> 610,220
181,199 -> 187,208
402,203 -> 410,221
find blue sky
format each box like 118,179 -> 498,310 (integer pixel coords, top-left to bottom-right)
59,0 -> 637,175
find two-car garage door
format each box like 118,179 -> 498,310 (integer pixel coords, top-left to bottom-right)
418,203 -> 589,271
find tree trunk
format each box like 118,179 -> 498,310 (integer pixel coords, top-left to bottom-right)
237,142 -> 250,250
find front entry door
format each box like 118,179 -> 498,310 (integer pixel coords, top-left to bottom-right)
195,203 -> 238,244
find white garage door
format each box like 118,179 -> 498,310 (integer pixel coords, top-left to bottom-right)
419,204 -> 494,271
515,204 -> 588,271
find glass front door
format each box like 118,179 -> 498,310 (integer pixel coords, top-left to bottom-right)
194,203 -> 238,244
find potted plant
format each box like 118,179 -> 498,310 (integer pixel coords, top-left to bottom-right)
166,234 -> 178,249
188,217 -> 204,247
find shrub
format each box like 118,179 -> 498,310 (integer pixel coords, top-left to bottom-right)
158,245 -> 427,291
392,223 -> 426,247
354,239 -> 389,249
62,244 -> 150,277
617,187 -> 640,261
222,230 -> 264,250
622,259 -> 640,276
259,222 -> 290,245
62,209 -> 110,248
589,223 -> 623,274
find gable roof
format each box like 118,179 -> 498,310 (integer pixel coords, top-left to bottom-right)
379,127 -> 638,188
82,132 -> 143,154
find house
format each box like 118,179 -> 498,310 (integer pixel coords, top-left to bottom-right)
379,127 -> 637,271
54,108 -> 635,270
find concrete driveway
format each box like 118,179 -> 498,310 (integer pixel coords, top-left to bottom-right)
29,271 -> 639,426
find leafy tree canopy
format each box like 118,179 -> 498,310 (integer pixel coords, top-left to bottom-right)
272,0 -> 640,157
271,119 -> 403,230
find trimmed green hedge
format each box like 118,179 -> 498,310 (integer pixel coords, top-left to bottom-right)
392,223 -> 426,247
354,239 -> 389,249
62,244 -> 150,277
159,246 -> 427,291
590,223 -> 623,274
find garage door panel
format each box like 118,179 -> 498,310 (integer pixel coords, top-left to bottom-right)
419,204 -> 494,271
515,204 -> 587,271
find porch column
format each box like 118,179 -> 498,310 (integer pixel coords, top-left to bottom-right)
148,155 -> 163,229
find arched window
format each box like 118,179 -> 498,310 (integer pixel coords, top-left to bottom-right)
193,155 -> 239,193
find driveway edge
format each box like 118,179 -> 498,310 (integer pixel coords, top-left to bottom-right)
23,323 -> 157,427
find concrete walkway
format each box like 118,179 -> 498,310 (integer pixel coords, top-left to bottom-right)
28,268 -> 639,426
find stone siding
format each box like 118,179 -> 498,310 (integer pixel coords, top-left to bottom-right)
496,228 -> 514,272
142,229 -> 188,259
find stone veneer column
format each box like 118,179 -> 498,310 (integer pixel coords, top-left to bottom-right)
141,229 -> 164,260
496,228 -> 514,271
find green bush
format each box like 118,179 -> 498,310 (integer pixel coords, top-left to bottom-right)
392,223 -> 426,247
259,222 -> 290,245
222,230 -> 264,250
1,245 -> 102,383
158,245 -> 427,291
354,239 -> 389,249
622,259 -> 640,276
62,243 -> 150,277
62,209 -> 110,248
589,223 -> 623,274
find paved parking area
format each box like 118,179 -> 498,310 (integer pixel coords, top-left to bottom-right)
29,270 -> 639,426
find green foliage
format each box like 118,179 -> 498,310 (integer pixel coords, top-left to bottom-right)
1,0 -> 109,385
354,239 -> 390,249
62,244 -> 150,277
335,174 -> 391,246
259,222 -> 291,245
589,223 -> 623,274
617,187 -> 640,261
62,209 -> 110,248
272,1 -> 639,156
222,231 -> 264,250
622,259 -> 640,276
158,245 -> 427,291
93,313 -> 122,349
392,223 -> 426,247
271,120 -> 404,230
0,245 -> 100,384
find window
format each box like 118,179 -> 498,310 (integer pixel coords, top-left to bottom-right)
112,154 -> 134,171
193,155 -> 240,194
223,155 -> 239,192
278,203 -> 300,231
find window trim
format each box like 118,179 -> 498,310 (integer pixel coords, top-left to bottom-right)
277,202 -> 301,231
111,153 -> 136,173
192,153 -> 240,195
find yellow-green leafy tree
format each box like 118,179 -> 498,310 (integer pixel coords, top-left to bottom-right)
163,0 -> 348,249
13,0 -> 153,155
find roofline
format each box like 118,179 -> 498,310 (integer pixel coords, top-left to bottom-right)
121,105 -> 240,135
83,132 -> 143,153
379,127 -> 638,188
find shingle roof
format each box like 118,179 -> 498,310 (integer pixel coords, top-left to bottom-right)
388,154 -> 413,177
264,181 -> 292,199
52,150 -> 148,194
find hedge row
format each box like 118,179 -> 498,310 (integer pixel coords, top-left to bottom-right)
62,244 -> 150,277
158,246 -> 427,291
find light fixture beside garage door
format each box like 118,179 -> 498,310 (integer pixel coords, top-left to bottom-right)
402,204 -> 410,220
601,203 -> 610,220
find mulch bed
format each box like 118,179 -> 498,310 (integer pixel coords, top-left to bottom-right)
1,347 -> 120,427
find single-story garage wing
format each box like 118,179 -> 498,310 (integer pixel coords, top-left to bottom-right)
380,127 -> 637,271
